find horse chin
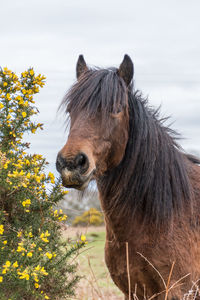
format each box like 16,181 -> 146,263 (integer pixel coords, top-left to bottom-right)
61,169 -> 95,191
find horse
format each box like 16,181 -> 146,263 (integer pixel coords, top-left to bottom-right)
56,54 -> 200,300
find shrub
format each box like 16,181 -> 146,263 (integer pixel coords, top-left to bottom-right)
72,208 -> 104,227
0,67 -> 86,300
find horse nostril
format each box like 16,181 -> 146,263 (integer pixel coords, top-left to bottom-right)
56,154 -> 67,173
75,153 -> 88,169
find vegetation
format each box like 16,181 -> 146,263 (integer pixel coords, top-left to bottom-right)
66,228 -> 123,300
59,188 -> 101,222
72,208 -> 104,227
0,67 -> 86,300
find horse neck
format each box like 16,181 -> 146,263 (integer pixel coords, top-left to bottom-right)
97,189 -> 138,240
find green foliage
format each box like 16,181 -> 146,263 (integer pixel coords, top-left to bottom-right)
72,208 -> 104,227
0,67 -> 86,300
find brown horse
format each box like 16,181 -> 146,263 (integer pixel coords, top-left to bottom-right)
56,55 -> 200,299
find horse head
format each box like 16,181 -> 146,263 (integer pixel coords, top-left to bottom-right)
56,55 -> 133,189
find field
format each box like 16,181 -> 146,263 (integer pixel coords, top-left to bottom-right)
62,226 -> 124,300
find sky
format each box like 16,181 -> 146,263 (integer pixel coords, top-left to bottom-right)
1,0 -> 200,175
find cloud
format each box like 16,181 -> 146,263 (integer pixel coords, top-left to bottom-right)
1,0 -> 200,173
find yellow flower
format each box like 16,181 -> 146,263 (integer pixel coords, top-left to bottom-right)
22,199 -> 31,207
19,99 -> 24,105
17,231 -> 22,238
35,175 -> 41,183
35,283 -> 39,288
34,87 -> 39,93
62,190 -> 69,195
5,261 -> 11,267
0,276 -> 3,282
3,163 -> 8,169
18,269 -> 30,280
6,93 -> 11,100
34,275 -> 39,282
29,69 -> 34,76
35,265 -> 40,271
16,95 -> 23,102
13,261 -> 19,268
26,274 -> 30,280
40,230 -> 50,243
22,72 -> 27,78
48,172 -> 55,184
45,296 -> 49,299
0,103 -> 4,109
40,267 -> 48,276
81,234 -> 86,242
26,172 -> 31,179
3,82 -> 8,87
27,252 -> 33,257
22,111 -> 27,118
0,225 -> 4,235
40,237 -> 49,243
17,245 -> 25,252
3,240 -> 7,245
45,252 -> 53,259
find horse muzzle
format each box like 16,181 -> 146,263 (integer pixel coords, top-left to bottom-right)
56,152 -> 95,190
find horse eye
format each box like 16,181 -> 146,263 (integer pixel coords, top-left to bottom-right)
114,104 -> 124,114
116,108 -> 122,114
110,111 -> 124,119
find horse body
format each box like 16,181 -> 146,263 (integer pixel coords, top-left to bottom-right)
97,160 -> 200,299
56,55 -> 200,299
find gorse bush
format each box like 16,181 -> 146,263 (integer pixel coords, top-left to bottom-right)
0,67 -> 86,300
72,208 -> 104,227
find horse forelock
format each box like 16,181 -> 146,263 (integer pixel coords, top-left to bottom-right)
60,67 -> 129,126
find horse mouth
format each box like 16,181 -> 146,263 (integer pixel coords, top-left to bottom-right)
61,169 -> 95,190
61,179 -> 89,190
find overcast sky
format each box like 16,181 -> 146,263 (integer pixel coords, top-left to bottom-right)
1,0 -> 200,175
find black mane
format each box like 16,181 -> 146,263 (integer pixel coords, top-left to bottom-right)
62,68 -> 195,226
100,91 -> 193,226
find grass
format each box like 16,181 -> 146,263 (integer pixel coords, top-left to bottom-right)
63,226 -> 123,300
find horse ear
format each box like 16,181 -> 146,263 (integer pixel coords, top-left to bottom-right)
76,55 -> 88,79
118,54 -> 134,86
